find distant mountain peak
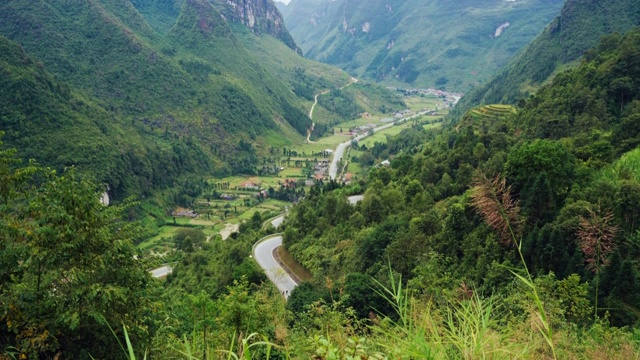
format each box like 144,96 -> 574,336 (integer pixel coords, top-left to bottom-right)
215,0 -> 302,54
283,0 -> 565,90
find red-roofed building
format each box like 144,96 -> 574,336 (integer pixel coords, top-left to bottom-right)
284,178 -> 297,188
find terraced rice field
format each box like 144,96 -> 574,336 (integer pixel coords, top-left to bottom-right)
469,104 -> 517,119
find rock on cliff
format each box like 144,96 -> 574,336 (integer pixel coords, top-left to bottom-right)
221,0 -> 302,55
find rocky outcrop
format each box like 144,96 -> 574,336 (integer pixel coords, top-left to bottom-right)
220,0 -> 302,55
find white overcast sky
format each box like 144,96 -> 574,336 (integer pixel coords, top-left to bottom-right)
276,0 -> 290,4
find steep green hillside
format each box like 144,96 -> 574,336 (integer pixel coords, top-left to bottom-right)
4,17 -> 640,360
0,0 -> 309,132
0,35 -> 220,198
0,0 -> 319,196
229,14 -> 406,140
130,0 -> 182,34
0,35 -> 127,183
234,25 -> 349,96
282,0 -> 564,90
455,0 -> 640,113
281,27 -> 640,348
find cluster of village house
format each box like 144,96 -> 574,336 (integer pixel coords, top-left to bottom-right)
392,87 -> 463,107
171,98 -> 426,220
171,209 -> 198,218
172,158 -> 394,219
349,123 -> 377,134
394,109 -> 413,118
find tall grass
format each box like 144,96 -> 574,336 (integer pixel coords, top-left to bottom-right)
471,173 -> 557,359
370,267 -> 443,359
109,324 -> 277,360
370,264 -> 520,359
102,323 -> 147,360
172,332 -> 276,360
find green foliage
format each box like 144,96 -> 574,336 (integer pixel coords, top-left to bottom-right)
284,0 -> 564,89
286,282 -> 330,315
456,0 -> 640,114
279,28 -> 640,347
505,139 -> 575,199
0,151 -> 156,358
174,228 -> 206,252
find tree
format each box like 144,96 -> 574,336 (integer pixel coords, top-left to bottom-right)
342,273 -> 386,319
522,171 -> 556,226
609,77 -> 633,112
216,279 -> 277,344
505,139 -> 575,200
0,168 -> 154,358
287,282 -> 329,315
0,132 -> 37,204
174,228 -> 206,252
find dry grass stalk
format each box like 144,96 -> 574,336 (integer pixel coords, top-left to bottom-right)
577,207 -> 618,321
471,172 -> 557,359
471,173 -> 522,246
577,208 -> 618,274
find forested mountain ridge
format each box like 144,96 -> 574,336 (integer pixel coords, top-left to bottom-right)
0,0 -> 302,127
281,0 -> 565,90
0,35 -> 211,199
455,0 -> 640,114
283,25 -> 640,338
0,0 -> 355,197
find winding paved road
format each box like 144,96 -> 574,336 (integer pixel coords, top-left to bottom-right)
271,214 -> 285,228
253,235 -> 297,298
150,265 -> 173,278
253,196 -> 363,297
348,195 -> 364,204
329,110 -> 431,180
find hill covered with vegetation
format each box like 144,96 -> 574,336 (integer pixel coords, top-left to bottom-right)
278,25 -> 640,355
4,20 -> 640,360
455,0 -> 640,114
3,0 -> 640,359
281,0 -> 564,90
0,0 -> 397,199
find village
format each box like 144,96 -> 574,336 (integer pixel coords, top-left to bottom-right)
389,87 -> 463,109
138,90 -> 449,254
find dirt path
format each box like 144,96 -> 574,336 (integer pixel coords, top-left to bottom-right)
220,223 -> 239,240
306,77 -> 358,143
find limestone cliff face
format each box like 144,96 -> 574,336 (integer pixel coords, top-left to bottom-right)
221,0 -> 302,55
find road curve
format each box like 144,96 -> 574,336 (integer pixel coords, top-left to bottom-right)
271,215 -> 285,228
348,195 -> 364,204
253,196 -> 363,297
307,77 -> 357,144
328,126 -> 388,180
307,91 -> 328,143
150,265 -> 173,278
253,235 -> 297,298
